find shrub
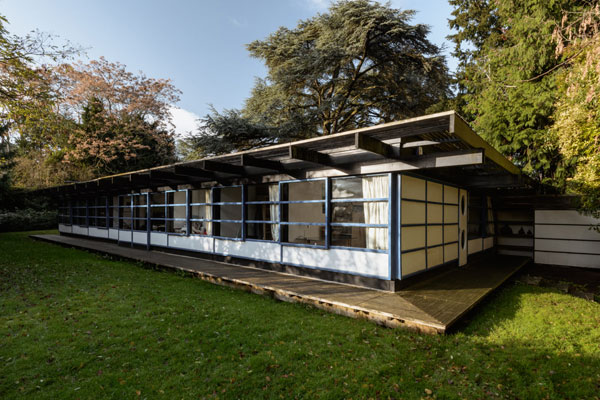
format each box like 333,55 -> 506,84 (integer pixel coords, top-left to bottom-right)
0,208 -> 57,232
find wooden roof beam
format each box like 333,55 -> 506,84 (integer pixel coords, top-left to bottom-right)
173,166 -> 215,179
288,144 -> 334,167
199,160 -> 245,175
240,154 -> 284,171
401,138 -> 461,148
354,132 -> 397,159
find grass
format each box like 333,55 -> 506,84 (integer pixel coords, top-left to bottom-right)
1,231 -> 599,399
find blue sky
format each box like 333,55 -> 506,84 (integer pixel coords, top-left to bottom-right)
1,0 -> 458,136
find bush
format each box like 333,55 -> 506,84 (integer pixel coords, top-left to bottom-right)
0,209 -> 57,232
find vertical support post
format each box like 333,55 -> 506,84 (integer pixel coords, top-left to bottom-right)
130,194 -> 134,248
325,178 -> 331,249
241,184 -> 246,241
69,198 -> 73,226
85,198 -> 89,228
105,195 -> 109,230
146,192 -> 151,250
186,189 -> 191,238
278,181 -> 283,264
425,179 -> 428,270
389,173 -> 398,281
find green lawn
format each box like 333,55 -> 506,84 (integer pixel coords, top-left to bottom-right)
1,232 -> 599,399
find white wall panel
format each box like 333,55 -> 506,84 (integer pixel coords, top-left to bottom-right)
89,227 -> 109,239
535,251 -> 600,269
169,235 -> 213,253
535,239 -> 600,255
132,232 -> 147,244
536,224 -> 600,241
150,232 -> 168,247
536,210 -> 600,225
109,229 -> 118,240
282,246 -> 389,278
497,237 -> 534,247
58,224 -> 72,234
118,230 -> 132,242
72,225 -> 88,236
215,239 -> 280,263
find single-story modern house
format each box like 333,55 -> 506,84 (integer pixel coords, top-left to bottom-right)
47,111 -> 600,290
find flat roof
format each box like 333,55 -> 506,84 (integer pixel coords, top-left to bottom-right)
48,111 -> 528,195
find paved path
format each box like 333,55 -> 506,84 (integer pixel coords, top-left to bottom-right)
31,234 -> 529,334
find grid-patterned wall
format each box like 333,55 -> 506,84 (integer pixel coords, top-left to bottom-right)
400,175 -> 460,276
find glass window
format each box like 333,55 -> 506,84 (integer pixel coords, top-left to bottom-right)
190,220 -> 211,235
151,192 -> 165,205
282,180 -> 324,201
191,205 -> 211,220
191,189 -> 210,204
151,206 -> 165,219
247,183 -> 277,202
151,219 -> 165,232
213,222 -> 241,238
214,204 -> 241,221
282,224 -> 325,246
331,226 -> 388,250
247,204 -> 277,221
214,186 -> 242,203
135,207 -> 147,219
283,203 -> 324,224
332,176 -> 389,199
246,222 -> 277,241
134,219 -> 147,231
167,191 -> 186,205
167,206 -> 186,220
332,202 -> 388,224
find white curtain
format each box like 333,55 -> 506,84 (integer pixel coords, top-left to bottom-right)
362,176 -> 389,250
268,185 -> 279,241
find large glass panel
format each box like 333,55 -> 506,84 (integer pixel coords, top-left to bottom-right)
135,207 -> 147,219
134,219 -> 147,231
332,175 -> 388,199
151,192 -> 165,205
119,196 -> 130,207
214,204 -> 241,221
246,222 -> 277,241
214,186 -> 242,203
331,202 -> 388,224
151,206 -> 165,219
247,204 -> 277,221
166,219 -> 187,234
214,222 -> 241,238
247,183 -> 277,202
119,218 -> 132,230
331,226 -> 388,250
96,217 -> 107,228
191,189 -> 210,204
282,181 -> 324,201
167,191 -> 186,205
283,203 -> 324,224
190,220 -> 211,235
282,224 -> 325,246
133,195 -> 147,206
167,206 -> 186,220
151,219 -> 165,232
191,205 -> 211,220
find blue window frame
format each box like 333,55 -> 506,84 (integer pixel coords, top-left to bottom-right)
329,175 -> 389,252
58,199 -> 71,225
88,196 -> 108,229
212,186 -> 243,239
245,183 -> 279,242
280,179 -> 327,247
189,188 -> 212,236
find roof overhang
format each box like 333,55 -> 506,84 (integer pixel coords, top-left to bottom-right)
44,111 -> 528,196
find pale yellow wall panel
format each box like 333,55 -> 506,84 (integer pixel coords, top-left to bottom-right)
444,243 -> 458,262
427,246 -> 444,268
484,236 -> 494,250
401,175 -> 426,201
401,226 -> 426,251
444,205 -> 458,224
402,250 -> 426,275
468,238 -> 483,255
444,185 -> 458,204
427,204 -> 443,224
427,181 -> 443,203
427,225 -> 443,246
444,225 -> 458,243
401,201 -> 425,224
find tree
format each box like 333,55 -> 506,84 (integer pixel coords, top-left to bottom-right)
448,0 -> 576,187
183,0 -> 450,157
10,57 -> 181,187
549,2 -> 600,218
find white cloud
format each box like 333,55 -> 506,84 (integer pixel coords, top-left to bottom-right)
169,106 -> 201,139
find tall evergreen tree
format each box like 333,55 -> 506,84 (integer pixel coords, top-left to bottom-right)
184,0 -> 450,157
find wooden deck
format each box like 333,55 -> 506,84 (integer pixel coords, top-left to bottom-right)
31,234 -> 529,334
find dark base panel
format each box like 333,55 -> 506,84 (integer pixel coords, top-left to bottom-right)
59,232 -> 395,291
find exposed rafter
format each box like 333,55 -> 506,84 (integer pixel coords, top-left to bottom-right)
354,132 -> 397,159
288,145 -> 333,166
240,154 -> 283,171
199,160 -> 245,175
